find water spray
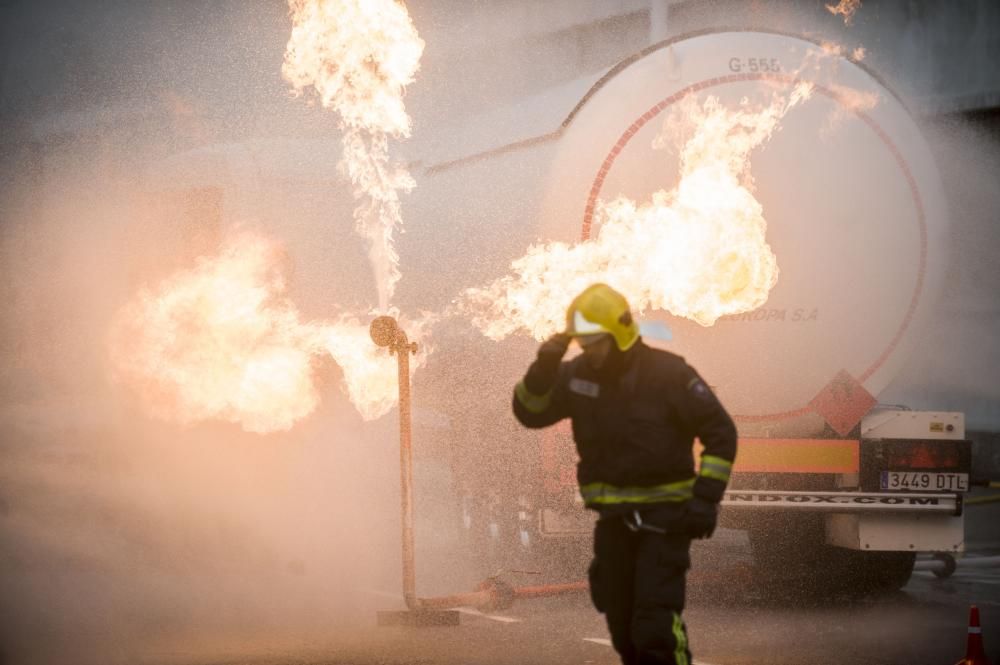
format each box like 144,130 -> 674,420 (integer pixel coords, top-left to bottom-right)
369,315 -> 587,626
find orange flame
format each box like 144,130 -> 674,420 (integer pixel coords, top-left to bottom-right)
110,233 -> 427,432
460,85 -> 814,339
283,0 -> 424,310
321,311 -> 433,421
826,0 -> 862,25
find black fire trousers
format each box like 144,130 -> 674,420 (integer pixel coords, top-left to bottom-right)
588,505 -> 692,665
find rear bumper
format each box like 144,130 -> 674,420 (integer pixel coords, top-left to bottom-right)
721,490 -> 962,516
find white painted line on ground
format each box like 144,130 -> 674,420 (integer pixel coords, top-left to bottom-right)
454,607 -> 522,623
581,638 -> 723,665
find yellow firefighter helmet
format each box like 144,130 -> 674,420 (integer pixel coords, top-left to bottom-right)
565,283 -> 639,352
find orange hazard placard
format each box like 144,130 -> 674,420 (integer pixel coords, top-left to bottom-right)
809,369 -> 877,436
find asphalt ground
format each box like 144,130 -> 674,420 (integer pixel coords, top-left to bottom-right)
3,488 -> 997,665
121,492 -> 1000,665
124,550 -> 999,665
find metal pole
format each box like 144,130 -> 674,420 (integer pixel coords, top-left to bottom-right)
370,315 -> 588,620
513,581 -> 589,600
370,316 -> 422,611
395,327 -> 419,609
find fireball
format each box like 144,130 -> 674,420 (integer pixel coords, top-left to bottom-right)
460,85 -> 814,340
109,233 -> 427,433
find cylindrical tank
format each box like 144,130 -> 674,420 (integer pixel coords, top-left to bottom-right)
539,30 -> 949,437
142,30 -> 950,441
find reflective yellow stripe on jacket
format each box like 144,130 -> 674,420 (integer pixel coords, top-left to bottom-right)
515,381 -> 552,414
672,612 -> 690,665
698,454 -> 733,483
580,478 -> 695,505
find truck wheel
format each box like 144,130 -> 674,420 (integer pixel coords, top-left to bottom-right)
796,547 -> 916,596
845,550 -> 916,593
748,517 -> 916,598
748,516 -> 833,598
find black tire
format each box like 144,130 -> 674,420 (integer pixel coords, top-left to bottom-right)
748,515 -> 916,599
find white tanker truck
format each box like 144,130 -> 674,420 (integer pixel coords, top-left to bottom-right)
146,30 -> 977,595
410,29 -> 976,595
490,30 -> 973,594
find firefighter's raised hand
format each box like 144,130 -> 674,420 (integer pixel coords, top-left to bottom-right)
537,333 -> 571,365
524,333 -> 571,394
682,497 -> 718,539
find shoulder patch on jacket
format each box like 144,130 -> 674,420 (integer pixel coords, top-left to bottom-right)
686,377 -> 712,400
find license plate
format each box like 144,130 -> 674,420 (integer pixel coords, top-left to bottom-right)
880,471 -> 969,492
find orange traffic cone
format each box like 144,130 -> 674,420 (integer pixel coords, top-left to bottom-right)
955,605 -> 992,665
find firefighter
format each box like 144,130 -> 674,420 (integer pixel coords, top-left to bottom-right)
512,283 -> 737,665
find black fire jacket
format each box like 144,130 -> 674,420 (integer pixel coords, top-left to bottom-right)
513,340 -> 738,507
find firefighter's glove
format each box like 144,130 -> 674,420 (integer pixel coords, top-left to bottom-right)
524,333 -> 571,395
682,497 -> 718,540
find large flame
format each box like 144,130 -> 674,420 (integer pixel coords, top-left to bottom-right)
460,85 -> 814,339
283,0 -> 424,311
111,0 -> 429,432
109,233 -> 426,432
